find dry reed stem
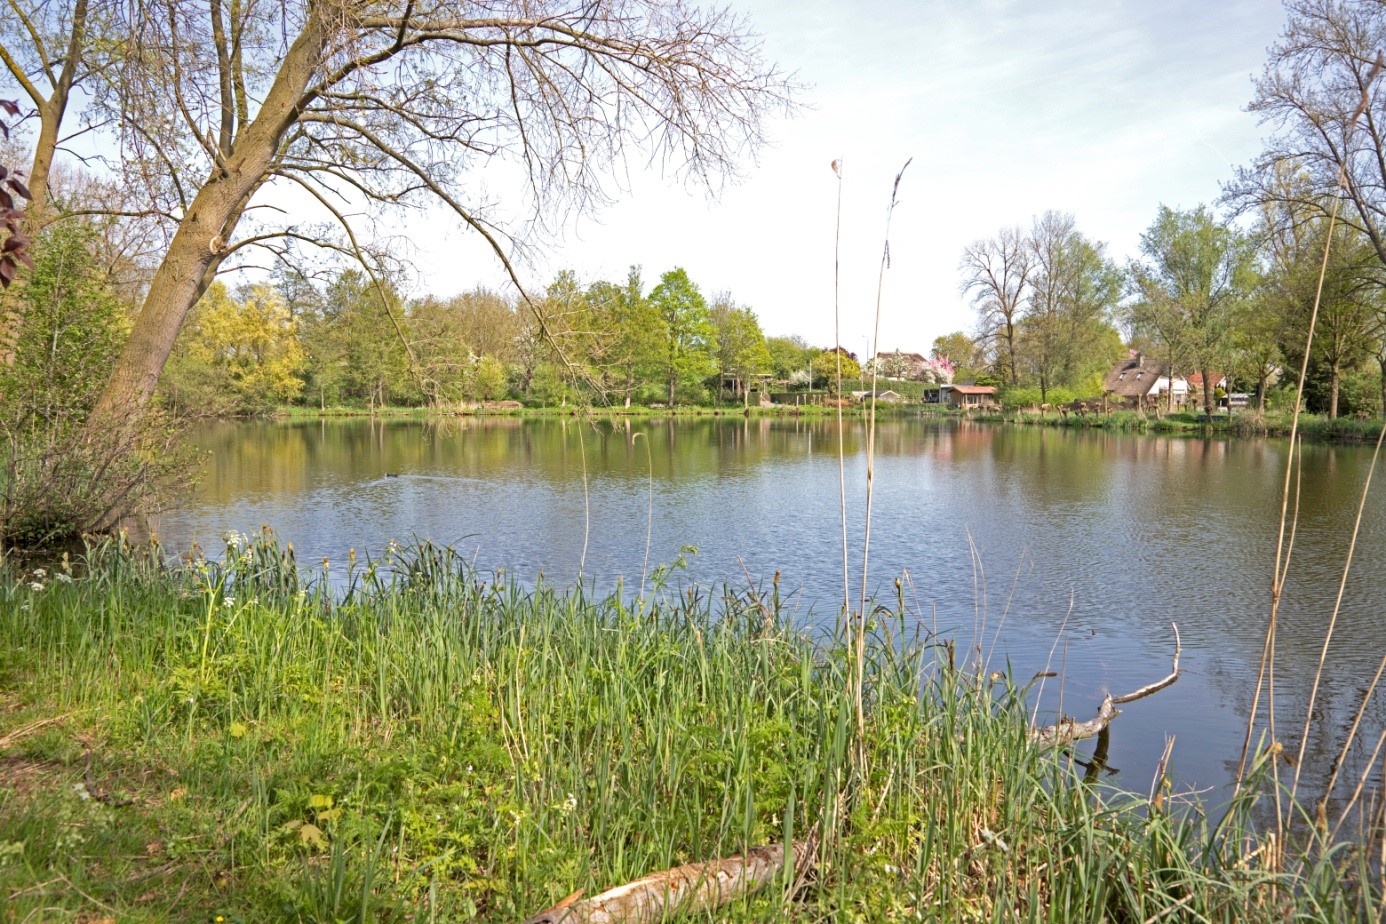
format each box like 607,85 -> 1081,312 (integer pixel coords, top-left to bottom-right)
1238,53 -> 1384,809
1289,410 -> 1386,812
1319,642 -> 1386,820
634,431 -> 653,599
1329,727 -> 1386,845
831,158 -> 849,623
855,158 -> 911,754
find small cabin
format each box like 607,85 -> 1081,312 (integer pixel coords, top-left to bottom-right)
940,384 -> 997,409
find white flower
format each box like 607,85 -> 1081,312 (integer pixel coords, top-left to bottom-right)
32,568 -> 45,579
222,597 -> 235,608
55,573 -> 73,584
28,582 -> 43,592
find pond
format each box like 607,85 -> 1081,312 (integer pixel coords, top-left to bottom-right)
151,415 -> 1386,809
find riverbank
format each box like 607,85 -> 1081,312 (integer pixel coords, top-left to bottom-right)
0,536 -> 1375,921
978,408 -> 1386,443
273,402 -> 941,421
270,403 -> 1386,444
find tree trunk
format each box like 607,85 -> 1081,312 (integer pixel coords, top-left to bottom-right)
1329,364 -> 1341,419
88,12 -> 329,431
1201,367 -> 1214,421
1379,356 -> 1386,419
1167,351 -> 1176,415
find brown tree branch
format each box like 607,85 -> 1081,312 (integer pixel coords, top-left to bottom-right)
1031,623 -> 1182,748
523,839 -> 815,924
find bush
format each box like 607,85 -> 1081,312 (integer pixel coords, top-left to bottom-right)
0,222 -> 192,546
1000,385 -> 1042,409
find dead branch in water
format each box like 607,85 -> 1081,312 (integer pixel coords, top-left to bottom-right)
522,838 -> 815,924
1031,623 -> 1182,748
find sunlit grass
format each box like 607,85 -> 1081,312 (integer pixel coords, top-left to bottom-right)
0,534 -> 1377,922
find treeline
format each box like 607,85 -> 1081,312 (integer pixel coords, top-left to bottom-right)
153,264 -> 882,415
950,198 -> 1386,419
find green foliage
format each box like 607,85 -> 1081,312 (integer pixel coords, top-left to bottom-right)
709,296 -> 771,403
0,221 -> 187,545
649,268 -> 715,405
1000,385 -> 1043,409
587,267 -> 664,405
162,282 -> 306,416
0,538 -> 1377,921
1127,204 -> 1258,411
811,348 -> 861,386
765,335 -> 812,380
0,222 -> 129,420
1019,211 -> 1124,400
299,270 -> 416,409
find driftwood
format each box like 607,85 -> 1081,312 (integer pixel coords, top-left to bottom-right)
522,839 -> 815,924
1031,623 -> 1181,748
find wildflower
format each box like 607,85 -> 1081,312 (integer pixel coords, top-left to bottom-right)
28,582 -> 43,592
55,573 -> 73,584
32,568 -> 45,579
223,597 -> 235,608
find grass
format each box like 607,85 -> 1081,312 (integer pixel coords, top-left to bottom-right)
272,402 -> 954,422
0,534 -> 1379,922
980,407 -> 1386,443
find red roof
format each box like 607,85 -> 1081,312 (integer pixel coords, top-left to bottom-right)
1187,372 -> 1225,388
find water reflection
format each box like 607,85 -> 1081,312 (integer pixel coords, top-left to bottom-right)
155,417 -> 1385,807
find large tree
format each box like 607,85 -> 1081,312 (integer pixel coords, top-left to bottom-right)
587,267 -> 662,406
709,294 -> 771,406
649,267 -> 714,405
1127,205 -> 1258,417
2,0 -> 790,430
1228,0 -> 1386,414
1020,211 -> 1122,402
959,225 -> 1033,385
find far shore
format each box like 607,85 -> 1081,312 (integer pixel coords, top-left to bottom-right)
246,402 -> 1386,443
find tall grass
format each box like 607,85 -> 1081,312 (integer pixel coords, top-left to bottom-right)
0,534 -> 1378,922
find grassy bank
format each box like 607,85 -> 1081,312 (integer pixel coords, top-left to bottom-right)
0,537 -> 1376,922
979,408 -> 1386,443
272,402 -> 952,421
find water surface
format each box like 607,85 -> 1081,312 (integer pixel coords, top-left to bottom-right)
152,417 -> 1386,807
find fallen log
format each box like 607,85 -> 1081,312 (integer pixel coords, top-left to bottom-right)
1031,623 -> 1181,748
522,839 -> 815,924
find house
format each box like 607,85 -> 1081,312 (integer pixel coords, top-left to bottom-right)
1186,372 -> 1227,410
939,384 -> 997,409
1103,352 -> 1190,409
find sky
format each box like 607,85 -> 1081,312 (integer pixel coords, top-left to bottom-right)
24,0 -> 1289,356
390,0 -> 1288,356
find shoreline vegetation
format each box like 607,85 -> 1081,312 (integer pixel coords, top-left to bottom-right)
0,534 -> 1378,921
262,402 -> 1386,444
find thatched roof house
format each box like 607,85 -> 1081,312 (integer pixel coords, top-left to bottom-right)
1104,353 -> 1190,407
